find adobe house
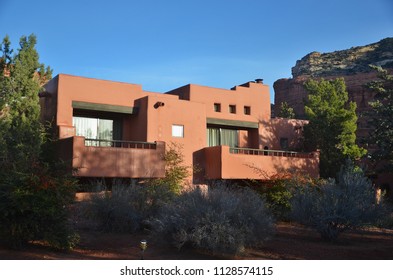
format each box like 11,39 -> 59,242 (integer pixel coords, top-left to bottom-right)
40,74 -> 319,183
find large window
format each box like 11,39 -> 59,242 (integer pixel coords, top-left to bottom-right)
73,116 -> 114,146
207,127 -> 239,148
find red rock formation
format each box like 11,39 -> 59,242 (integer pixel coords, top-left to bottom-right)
273,72 -> 387,139
273,38 -> 393,194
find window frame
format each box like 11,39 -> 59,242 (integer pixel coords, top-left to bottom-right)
244,106 -> 251,115
172,124 -> 184,138
214,103 -> 221,112
229,104 -> 236,114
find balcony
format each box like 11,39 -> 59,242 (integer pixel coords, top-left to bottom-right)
57,136 -> 165,178
203,146 -> 319,180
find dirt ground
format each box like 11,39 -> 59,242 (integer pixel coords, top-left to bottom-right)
1,222 -> 393,260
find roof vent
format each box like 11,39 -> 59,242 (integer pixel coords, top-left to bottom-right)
255,78 -> 263,84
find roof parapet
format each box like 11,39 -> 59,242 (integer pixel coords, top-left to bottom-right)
231,78 -> 264,90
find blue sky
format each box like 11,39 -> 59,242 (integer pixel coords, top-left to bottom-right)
1,0 -> 392,102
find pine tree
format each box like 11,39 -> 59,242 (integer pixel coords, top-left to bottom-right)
0,34 -> 52,166
0,34 -> 78,249
366,66 -> 393,173
277,101 -> 296,118
303,78 -> 366,178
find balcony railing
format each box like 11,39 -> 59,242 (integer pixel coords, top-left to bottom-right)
84,138 -> 157,149
229,147 -> 315,158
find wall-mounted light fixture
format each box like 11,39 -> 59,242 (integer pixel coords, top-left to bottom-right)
154,101 -> 165,109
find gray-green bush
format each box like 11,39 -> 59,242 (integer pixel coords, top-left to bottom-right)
147,186 -> 275,255
290,161 -> 386,241
87,181 -> 175,233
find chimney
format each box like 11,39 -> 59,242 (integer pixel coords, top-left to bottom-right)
255,78 -> 263,84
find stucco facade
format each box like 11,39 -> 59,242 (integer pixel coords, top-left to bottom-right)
41,74 -> 319,183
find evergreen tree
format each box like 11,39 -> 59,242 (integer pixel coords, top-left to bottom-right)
0,34 -> 78,249
303,78 -> 366,178
0,35 -> 51,166
277,101 -> 296,119
366,65 -> 393,173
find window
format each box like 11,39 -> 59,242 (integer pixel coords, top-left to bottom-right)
280,138 -> 289,150
229,105 -> 236,114
207,127 -> 239,148
172,124 -> 184,138
73,116 -> 114,146
214,103 -> 221,112
244,106 -> 251,115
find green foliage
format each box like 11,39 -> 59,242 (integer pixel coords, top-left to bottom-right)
303,78 -> 366,178
147,186 -> 275,256
0,34 -> 52,167
251,173 -> 320,221
0,161 -> 79,249
277,101 -> 296,118
148,142 -> 190,194
366,65 -> 393,173
0,34 -> 76,249
290,160 -> 386,241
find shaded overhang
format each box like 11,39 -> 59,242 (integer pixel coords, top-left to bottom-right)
206,117 -> 258,129
72,101 -> 138,114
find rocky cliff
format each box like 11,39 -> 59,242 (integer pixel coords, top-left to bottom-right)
274,38 -> 393,122
291,38 -> 393,78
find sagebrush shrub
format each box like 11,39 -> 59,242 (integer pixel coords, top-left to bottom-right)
290,161 -> 386,241
147,186 -> 275,255
87,181 -> 175,233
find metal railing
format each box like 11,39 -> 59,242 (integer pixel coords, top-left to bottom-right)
229,147 -> 315,158
84,138 -> 157,149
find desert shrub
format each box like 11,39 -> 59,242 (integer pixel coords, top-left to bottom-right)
85,142 -> 191,234
375,211 -> 393,229
251,174 -> 292,221
260,184 -> 292,220
251,173 -> 320,221
86,180 -> 175,233
147,186 -> 275,255
0,161 -> 79,249
290,160 -> 386,241
147,142 -> 190,194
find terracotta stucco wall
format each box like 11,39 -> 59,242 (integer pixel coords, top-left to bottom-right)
70,136 -> 165,178
171,82 -> 271,123
259,118 -> 308,151
145,94 -> 207,178
205,146 -> 319,180
55,74 -> 147,128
